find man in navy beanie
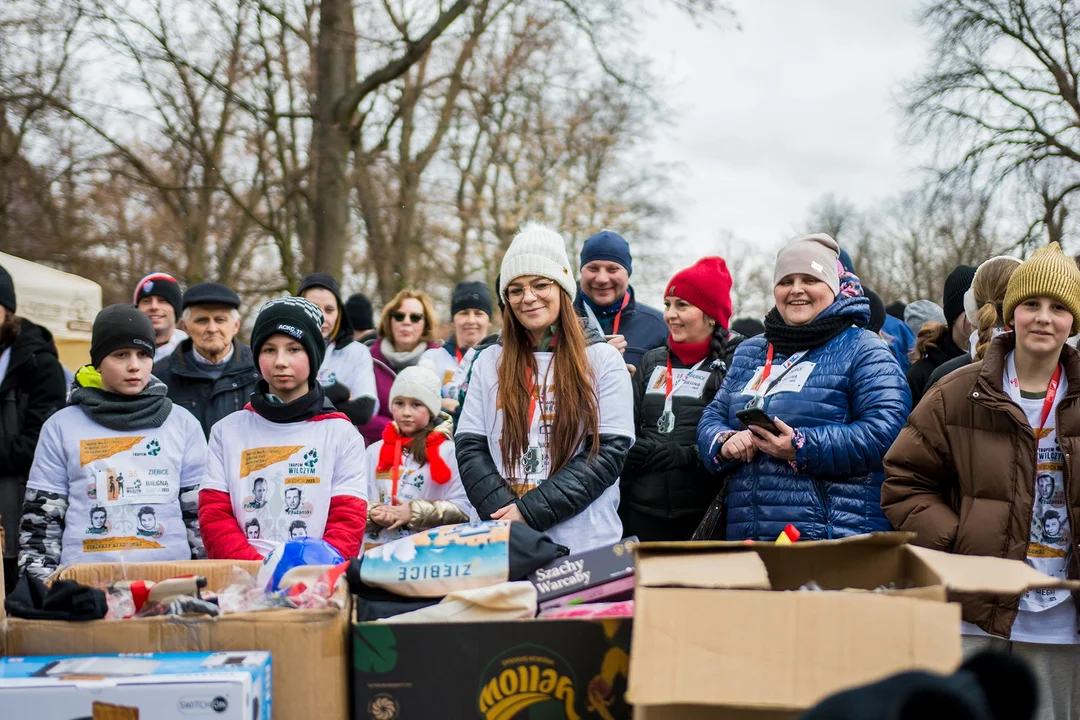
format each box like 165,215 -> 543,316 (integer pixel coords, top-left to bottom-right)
573,230 -> 667,369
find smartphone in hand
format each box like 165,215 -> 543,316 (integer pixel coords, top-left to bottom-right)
735,407 -> 781,435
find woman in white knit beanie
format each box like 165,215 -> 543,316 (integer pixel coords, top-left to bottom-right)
455,222 -> 635,551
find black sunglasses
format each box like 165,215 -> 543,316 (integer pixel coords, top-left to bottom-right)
392,312 -> 424,324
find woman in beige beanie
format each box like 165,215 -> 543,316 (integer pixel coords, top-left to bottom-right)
884,242 -> 1080,720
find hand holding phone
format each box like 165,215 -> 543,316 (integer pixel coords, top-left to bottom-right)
735,407 -> 781,435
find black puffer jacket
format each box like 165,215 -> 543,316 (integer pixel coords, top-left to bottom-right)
0,318 -> 66,558
455,322 -> 632,533
622,334 -> 742,521
153,338 -> 260,438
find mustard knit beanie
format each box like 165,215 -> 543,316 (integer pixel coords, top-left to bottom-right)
1003,242 -> 1080,333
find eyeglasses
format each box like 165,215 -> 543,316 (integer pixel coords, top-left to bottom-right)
505,280 -> 555,304
392,312 -> 424,324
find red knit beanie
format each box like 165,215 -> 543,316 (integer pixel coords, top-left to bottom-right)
664,257 -> 733,330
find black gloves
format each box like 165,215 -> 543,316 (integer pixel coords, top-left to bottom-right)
324,381 -> 351,405
645,442 -> 698,471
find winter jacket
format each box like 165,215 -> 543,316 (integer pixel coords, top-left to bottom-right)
906,332 -> 966,407
455,322 -> 634,551
574,286 -> 667,369
882,334 -> 1080,638
356,340 -> 441,446
622,335 -> 742,523
881,314 -> 914,372
696,296 -> 911,541
153,339 -> 260,438
0,319 -> 66,558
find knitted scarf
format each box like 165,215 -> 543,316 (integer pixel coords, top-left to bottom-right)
763,307 -> 856,357
249,380 -> 332,423
70,372 -> 173,431
668,337 -> 711,365
379,338 -> 429,372
376,422 -> 452,494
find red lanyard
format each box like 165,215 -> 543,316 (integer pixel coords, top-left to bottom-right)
665,355 -> 675,398
1037,365 -> 1063,434
455,346 -> 463,364
526,373 -> 538,429
759,344 -> 776,387
611,292 -> 631,336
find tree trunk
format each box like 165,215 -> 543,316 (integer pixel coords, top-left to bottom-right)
312,0 -> 355,277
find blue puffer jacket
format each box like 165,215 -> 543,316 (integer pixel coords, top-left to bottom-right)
881,314 -> 914,372
696,296 -> 911,541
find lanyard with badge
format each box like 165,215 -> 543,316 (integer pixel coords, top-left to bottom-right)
658,356 -> 707,433
522,366 -> 553,478
744,345 -> 810,410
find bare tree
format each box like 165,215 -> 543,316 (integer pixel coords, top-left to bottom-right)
906,0 -> 1080,247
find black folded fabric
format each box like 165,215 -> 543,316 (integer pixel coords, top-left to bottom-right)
5,574 -> 108,621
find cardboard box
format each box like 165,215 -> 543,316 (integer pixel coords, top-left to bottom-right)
354,618 -> 633,720
4,561 -> 349,720
628,532 -> 1080,718
0,651 -> 271,720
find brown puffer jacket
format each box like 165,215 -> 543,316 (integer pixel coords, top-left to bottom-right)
882,334 -> 1080,638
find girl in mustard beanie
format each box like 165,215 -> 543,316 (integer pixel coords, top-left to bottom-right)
884,241 -> 1080,720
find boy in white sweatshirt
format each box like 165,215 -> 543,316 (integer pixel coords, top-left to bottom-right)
19,304 -> 206,579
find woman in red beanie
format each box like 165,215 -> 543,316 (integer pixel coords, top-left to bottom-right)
619,257 -> 741,540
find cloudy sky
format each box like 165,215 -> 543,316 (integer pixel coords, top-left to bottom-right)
639,0 -> 932,266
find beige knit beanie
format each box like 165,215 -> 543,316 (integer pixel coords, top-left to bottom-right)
773,233 -> 841,297
1003,242 -> 1080,333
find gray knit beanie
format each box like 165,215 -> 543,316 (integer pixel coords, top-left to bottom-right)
773,234 -> 841,297
904,300 -> 946,335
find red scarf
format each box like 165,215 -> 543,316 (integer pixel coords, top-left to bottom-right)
376,422 -> 452,500
668,337 -> 711,365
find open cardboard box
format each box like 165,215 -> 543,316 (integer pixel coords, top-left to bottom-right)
3,561 -> 349,720
628,532 -> 1080,719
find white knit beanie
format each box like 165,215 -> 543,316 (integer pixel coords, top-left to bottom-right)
390,361 -> 443,418
498,222 -> 577,300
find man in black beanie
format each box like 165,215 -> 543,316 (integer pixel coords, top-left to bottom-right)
0,262 -> 65,593
421,280 -> 494,413
154,281 -> 259,438
345,293 -> 377,344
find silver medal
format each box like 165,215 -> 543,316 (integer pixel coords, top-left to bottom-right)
658,410 -> 676,434
521,446 -> 543,475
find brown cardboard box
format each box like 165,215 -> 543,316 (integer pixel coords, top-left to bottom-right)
4,561 -> 349,720
628,532 -> 1080,718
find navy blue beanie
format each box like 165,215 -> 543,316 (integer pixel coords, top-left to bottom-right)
580,231 -> 632,276
838,248 -> 855,274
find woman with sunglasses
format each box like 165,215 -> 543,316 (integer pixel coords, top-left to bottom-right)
358,290 -> 441,445
456,223 -> 634,552
696,234 -> 910,541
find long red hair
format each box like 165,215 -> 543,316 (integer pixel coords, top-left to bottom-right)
497,288 -> 600,493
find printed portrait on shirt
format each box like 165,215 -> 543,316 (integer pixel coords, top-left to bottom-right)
245,518 -> 261,540
87,505 -> 109,535
136,505 -> 164,539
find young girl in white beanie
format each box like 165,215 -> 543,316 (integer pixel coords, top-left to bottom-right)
364,362 -> 473,548
456,222 -> 634,552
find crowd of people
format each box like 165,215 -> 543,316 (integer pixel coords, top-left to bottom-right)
2,225 -> 1080,717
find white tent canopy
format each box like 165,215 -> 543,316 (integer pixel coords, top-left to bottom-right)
0,251 -> 101,368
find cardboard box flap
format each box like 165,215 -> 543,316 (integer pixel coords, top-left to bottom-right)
909,546 -> 1080,594
635,531 -> 916,554
637,550 -> 771,590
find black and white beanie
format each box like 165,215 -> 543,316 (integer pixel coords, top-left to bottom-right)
251,297 -> 326,379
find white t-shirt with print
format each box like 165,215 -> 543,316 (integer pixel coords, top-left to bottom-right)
27,404 -> 206,566
202,408 -> 368,557
317,340 -> 378,410
421,346 -> 460,398
456,341 -> 634,553
363,438 -> 475,547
